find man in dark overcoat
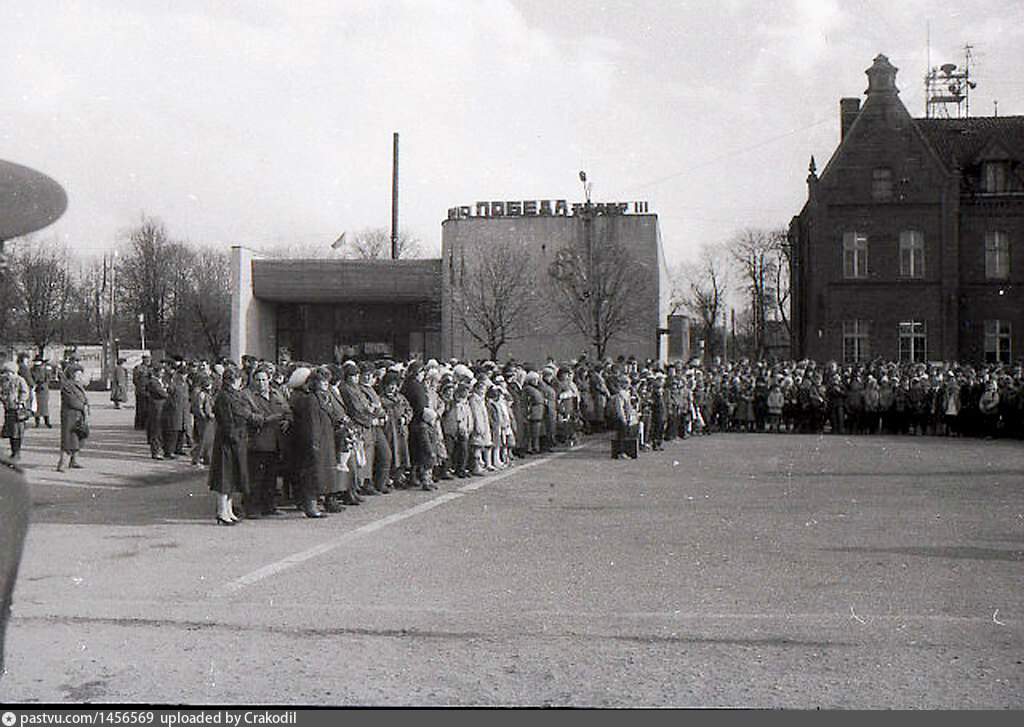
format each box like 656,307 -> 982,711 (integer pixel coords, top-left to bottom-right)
146,364 -> 169,458
401,360 -> 436,490
244,365 -> 291,518
111,358 -> 129,409
31,356 -> 55,428
133,355 -> 151,430
161,363 -> 190,458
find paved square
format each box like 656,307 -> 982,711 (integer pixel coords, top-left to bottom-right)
3,404 -> 1022,707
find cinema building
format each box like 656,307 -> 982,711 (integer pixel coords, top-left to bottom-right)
231,199 -> 674,365
789,54 -> 1024,364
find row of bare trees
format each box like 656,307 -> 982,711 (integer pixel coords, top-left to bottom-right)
0,219 -> 232,359
670,227 -> 791,362
0,219 -> 426,360
457,220 -> 649,361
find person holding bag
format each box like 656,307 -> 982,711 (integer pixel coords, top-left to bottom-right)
56,364 -> 90,472
1,362 -> 32,462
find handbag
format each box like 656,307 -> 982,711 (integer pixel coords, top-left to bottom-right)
352,437 -> 367,468
16,406 -> 31,423
72,418 -> 90,439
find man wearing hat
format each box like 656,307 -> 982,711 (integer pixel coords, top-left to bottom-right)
111,357 -> 129,409
359,361 -> 392,494
31,355 -> 56,428
401,360 -> 437,489
538,367 -> 559,452
132,354 -> 152,430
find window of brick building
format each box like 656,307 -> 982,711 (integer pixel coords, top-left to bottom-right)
842,320 -> 870,363
983,161 -> 1010,194
899,230 -> 924,278
985,231 -> 1010,279
898,321 -> 927,363
984,320 -> 1012,364
843,232 -> 868,278
872,168 -> 893,201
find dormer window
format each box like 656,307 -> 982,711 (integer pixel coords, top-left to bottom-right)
872,168 -> 893,201
983,161 -> 1010,193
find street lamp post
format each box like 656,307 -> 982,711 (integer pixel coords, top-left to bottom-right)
579,171 -> 596,356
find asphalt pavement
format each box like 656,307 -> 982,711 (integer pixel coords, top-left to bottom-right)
1,399 -> 1022,707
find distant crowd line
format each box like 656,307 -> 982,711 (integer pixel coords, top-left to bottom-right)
2,350 -> 1021,524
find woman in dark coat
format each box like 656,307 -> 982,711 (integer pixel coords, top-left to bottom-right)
57,364 -> 89,472
208,367 -> 264,525
287,368 -> 336,518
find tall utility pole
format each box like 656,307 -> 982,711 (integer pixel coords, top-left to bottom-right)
391,132 -> 399,260
108,250 -> 117,385
579,171 -> 596,354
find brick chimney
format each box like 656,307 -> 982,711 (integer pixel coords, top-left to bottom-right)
840,97 -> 860,139
865,54 -> 898,95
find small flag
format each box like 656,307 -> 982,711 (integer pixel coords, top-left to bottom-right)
331,232 -> 347,250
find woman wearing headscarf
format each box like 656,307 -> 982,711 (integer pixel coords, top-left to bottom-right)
1,362 -> 32,462
208,367 -> 264,525
379,370 -> 413,487
287,367 -> 336,518
56,364 -> 89,472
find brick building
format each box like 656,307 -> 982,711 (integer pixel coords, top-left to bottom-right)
789,54 -> 1024,364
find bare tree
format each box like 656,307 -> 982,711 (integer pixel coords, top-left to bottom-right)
677,243 -> 730,364
459,237 -> 538,360
770,230 -> 792,348
187,247 -> 231,358
728,228 -> 784,360
340,228 -> 423,260
116,217 -> 191,352
0,240 -> 27,351
547,225 -> 647,359
10,236 -> 69,355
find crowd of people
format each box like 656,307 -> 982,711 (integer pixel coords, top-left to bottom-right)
2,349 -> 1022,526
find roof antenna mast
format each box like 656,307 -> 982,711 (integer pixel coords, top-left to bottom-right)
925,41 -> 976,119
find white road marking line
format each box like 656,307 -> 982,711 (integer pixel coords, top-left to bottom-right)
219,492 -> 464,595
27,478 -> 123,491
219,449 -> 581,595
457,447 -> 578,492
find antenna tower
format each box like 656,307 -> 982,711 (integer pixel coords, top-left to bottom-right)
925,44 -> 976,118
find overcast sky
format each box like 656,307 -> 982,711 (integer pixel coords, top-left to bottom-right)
2,0 -> 1021,266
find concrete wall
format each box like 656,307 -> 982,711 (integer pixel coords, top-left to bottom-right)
441,213 -> 669,364
230,246 -> 277,363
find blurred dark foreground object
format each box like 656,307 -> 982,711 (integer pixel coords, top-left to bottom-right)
0,158 -> 67,241
0,460 -> 29,673
0,157 -> 65,674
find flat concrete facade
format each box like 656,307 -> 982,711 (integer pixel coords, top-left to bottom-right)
230,246 -> 443,364
230,209 -> 672,365
441,212 -> 671,364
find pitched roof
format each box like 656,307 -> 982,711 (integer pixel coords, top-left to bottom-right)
914,116 -> 1024,169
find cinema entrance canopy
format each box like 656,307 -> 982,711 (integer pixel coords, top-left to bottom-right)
231,247 -> 442,364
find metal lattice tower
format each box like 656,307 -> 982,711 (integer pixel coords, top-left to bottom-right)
925,44 -> 976,118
